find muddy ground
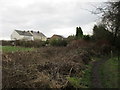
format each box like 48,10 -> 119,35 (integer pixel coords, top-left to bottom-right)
91,57 -> 109,88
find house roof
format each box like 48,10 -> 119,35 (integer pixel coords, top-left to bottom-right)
15,30 -> 32,36
51,34 -> 64,39
30,31 -> 46,37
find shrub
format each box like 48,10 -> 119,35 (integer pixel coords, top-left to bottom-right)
68,40 -> 90,49
2,40 -> 14,46
83,35 -> 91,41
95,40 -> 111,55
67,35 -> 75,42
15,40 -> 46,48
50,39 -> 67,46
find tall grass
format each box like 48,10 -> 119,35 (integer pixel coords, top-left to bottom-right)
99,57 -> 119,88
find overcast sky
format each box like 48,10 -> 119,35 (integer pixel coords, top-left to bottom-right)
0,0 -> 110,40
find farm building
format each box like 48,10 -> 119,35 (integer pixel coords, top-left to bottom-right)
11,30 -> 47,41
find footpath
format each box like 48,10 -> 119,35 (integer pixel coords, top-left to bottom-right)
91,57 -> 109,88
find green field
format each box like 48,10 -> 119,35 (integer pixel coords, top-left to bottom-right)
2,46 -> 35,52
99,57 -> 119,88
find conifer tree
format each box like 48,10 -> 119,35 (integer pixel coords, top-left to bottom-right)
76,26 -> 83,39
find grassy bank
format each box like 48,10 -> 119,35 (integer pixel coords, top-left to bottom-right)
99,57 -> 119,88
67,64 -> 92,88
2,46 -> 35,53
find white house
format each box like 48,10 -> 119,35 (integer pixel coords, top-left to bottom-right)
29,31 -> 47,41
11,30 -> 47,41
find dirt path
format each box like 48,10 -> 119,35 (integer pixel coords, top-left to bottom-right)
91,57 -> 109,88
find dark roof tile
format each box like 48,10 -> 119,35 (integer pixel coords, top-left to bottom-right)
15,30 -> 32,36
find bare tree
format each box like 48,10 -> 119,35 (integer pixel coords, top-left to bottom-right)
96,2 -> 120,44
95,1 -> 120,59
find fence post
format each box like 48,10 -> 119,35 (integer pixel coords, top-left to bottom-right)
111,50 -> 113,58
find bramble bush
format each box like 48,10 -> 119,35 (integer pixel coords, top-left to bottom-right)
50,39 -> 67,46
2,40 -> 46,48
15,40 -> 46,47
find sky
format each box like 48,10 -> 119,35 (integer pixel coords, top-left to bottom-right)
0,0 -> 111,40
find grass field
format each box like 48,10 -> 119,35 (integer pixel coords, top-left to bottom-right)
2,46 -> 35,52
99,57 -> 119,88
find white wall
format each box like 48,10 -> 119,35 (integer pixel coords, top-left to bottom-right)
11,31 -> 33,41
11,30 -> 21,40
33,35 -> 47,41
22,36 -> 34,41
41,36 -> 47,41
29,32 -> 47,41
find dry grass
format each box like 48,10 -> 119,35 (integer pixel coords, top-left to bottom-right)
2,46 -> 92,88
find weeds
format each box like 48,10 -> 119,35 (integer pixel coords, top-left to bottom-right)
99,57 -> 119,88
2,46 -> 92,88
66,64 -> 92,88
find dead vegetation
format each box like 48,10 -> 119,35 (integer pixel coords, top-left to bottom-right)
2,43 -> 93,88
